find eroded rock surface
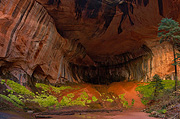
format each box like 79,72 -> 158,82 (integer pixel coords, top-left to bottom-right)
0,0 -> 180,84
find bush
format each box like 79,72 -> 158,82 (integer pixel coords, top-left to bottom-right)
31,94 -> 58,107
6,80 -> 35,96
0,94 -> 22,109
136,75 -> 177,105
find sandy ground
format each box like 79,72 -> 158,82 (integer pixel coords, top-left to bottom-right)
36,111 -> 158,119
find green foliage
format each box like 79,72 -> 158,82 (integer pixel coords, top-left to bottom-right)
87,100 -> 92,104
1,79 -> 5,85
60,96 -> 71,106
6,89 -> 14,94
0,94 -> 22,109
35,83 -> 74,94
60,91 -> 91,107
106,99 -> 114,103
8,94 -> 24,106
6,80 -> 35,96
131,99 -> 135,106
59,86 -> 74,90
118,94 -> 129,108
136,79 -> 177,105
67,93 -> 75,98
158,109 -> 167,114
158,18 -> 180,44
92,96 -> 98,102
80,92 -> 89,100
32,94 -> 58,107
150,74 -> 164,98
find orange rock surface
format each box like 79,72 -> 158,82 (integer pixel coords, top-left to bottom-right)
0,0 -> 180,83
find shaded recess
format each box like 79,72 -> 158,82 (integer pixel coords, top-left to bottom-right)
158,0 -> 163,16
47,0 -> 61,8
86,0 -> 102,18
70,45 -> 153,84
75,0 -> 88,19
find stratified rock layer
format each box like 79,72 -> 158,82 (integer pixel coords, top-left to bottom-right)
0,0 -> 180,84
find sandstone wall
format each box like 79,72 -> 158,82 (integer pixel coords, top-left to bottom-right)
0,0 -> 90,83
0,0 -> 180,84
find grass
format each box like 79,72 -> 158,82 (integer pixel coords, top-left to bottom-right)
136,80 -> 177,105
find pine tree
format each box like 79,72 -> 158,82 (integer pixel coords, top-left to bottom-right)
158,18 -> 180,95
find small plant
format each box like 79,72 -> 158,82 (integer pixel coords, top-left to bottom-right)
118,94 -> 129,108
158,109 -> 167,114
67,93 -> 75,98
86,100 -> 92,104
131,99 -> 135,106
107,99 -> 114,103
1,79 -> 5,85
92,96 -> 98,102
6,89 -> 14,94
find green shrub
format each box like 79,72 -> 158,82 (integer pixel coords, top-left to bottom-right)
31,94 -> 58,107
60,96 -> 71,106
8,94 -> 24,106
87,100 -> 92,104
6,80 -> 35,96
118,94 -> 130,108
131,99 -> 135,106
158,109 -> 167,114
67,93 -> 75,98
92,96 -> 98,102
35,83 -> 74,94
1,79 -> 5,85
107,99 -> 114,103
136,78 -> 177,105
80,92 -> 89,100
0,94 -> 22,109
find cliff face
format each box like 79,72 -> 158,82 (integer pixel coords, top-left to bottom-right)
0,0 -> 93,84
0,0 -> 180,84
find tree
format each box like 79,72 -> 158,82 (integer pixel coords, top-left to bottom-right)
158,18 -> 180,95
150,74 -> 164,99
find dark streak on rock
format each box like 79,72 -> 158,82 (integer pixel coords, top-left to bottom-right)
32,8 -> 46,39
137,0 -> 142,5
47,0 -> 61,8
158,0 -> 163,16
86,0 -> 102,18
102,2 -> 118,30
6,1 -> 31,57
143,0 -> 149,7
118,1 -> 134,34
16,1 -> 35,41
75,0 -> 88,19
12,0 -> 25,18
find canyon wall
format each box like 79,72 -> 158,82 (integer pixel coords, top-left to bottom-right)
0,0 -> 180,84
0,0 -> 93,84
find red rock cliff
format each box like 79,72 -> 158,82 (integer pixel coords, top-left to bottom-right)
0,0 -> 180,84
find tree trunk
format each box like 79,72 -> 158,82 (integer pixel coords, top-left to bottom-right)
173,44 -> 178,95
